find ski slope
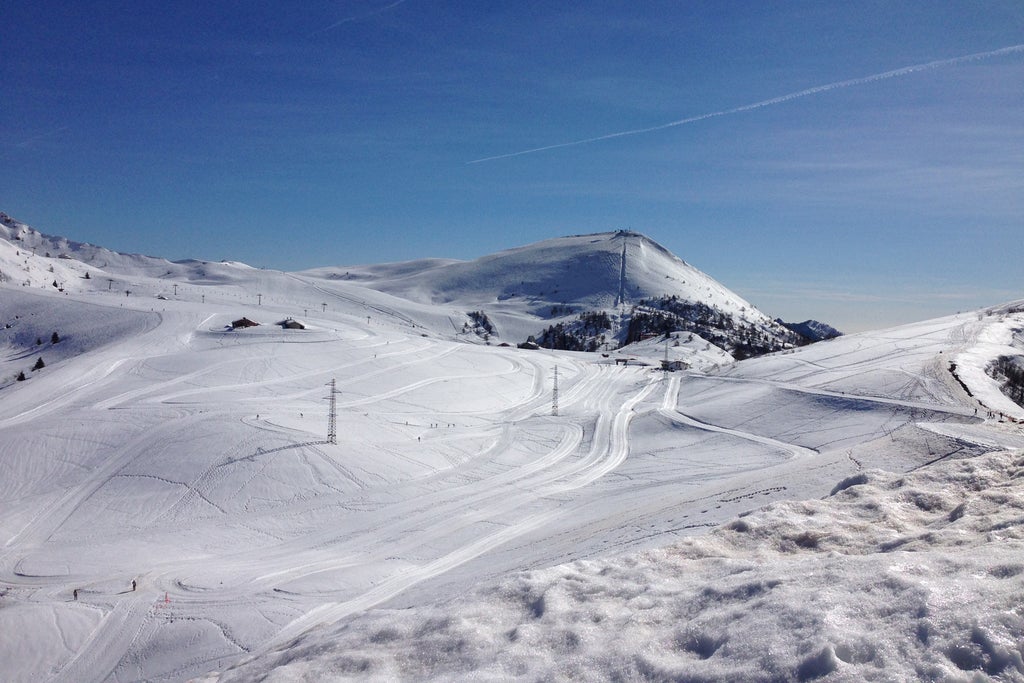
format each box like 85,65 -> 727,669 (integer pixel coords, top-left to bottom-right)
2,226 -> 1024,681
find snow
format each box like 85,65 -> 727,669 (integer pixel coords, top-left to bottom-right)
303,230 -> 783,349
218,449 -> 1024,682
2,217 -> 1024,682
953,307 -> 1024,422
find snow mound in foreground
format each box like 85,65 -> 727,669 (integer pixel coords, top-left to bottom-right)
220,449 -> 1024,682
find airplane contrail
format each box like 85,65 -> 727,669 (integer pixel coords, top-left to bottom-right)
468,43 -> 1024,164
310,0 -> 410,36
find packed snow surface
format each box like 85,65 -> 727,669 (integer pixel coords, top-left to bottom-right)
220,449 -> 1024,682
2,218 -> 1024,682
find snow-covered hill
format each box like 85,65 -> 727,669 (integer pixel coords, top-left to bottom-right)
2,213 -> 1024,682
2,213 -> 810,368
0,212 -> 307,295
303,230 -> 805,358
315,231 -> 730,312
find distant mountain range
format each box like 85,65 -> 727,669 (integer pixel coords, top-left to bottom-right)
1,214 -> 836,362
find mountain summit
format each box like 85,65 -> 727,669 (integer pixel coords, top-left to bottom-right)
308,230 -> 806,358
333,230 -> 736,310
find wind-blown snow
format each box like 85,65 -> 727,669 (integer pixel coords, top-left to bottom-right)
2,214 -> 1023,682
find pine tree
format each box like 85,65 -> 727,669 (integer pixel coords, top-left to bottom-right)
33,357 -> 45,371
51,332 -> 60,344
16,371 -> 26,381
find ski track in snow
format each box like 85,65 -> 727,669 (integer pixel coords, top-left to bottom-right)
265,369 -> 660,647
2,236 -> 1023,681
657,374 -> 818,460
5,324 -> 682,682
52,598 -> 153,683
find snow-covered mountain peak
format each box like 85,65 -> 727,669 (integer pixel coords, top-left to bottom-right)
305,230 -> 801,357
338,230 -> 752,317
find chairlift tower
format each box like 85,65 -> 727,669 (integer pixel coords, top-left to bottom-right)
326,378 -> 338,444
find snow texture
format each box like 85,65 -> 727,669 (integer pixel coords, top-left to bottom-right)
220,450 -> 1024,682
1,213 -> 1023,682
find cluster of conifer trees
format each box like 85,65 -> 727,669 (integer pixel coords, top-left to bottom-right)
991,356 -> 1024,406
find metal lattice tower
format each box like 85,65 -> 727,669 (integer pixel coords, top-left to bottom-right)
552,366 -> 559,416
326,378 -> 338,444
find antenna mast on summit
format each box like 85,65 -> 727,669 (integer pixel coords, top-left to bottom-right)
326,378 -> 338,444
552,367 -> 559,416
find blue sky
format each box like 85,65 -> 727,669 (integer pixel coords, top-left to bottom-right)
3,1 -> 1023,332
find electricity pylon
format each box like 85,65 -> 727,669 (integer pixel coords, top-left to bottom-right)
552,367 -> 559,416
326,379 -> 338,444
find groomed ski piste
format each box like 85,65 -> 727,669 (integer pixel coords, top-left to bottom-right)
2,229 -> 1024,681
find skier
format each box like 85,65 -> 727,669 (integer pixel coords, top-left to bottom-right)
73,588 -> 78,601
131,579 -> 137,591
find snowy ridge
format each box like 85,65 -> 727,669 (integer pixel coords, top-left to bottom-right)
953,302 -> 1024,422
1,211 -> 175,283
311,230 -> 763,320
0,212 -> 269,292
